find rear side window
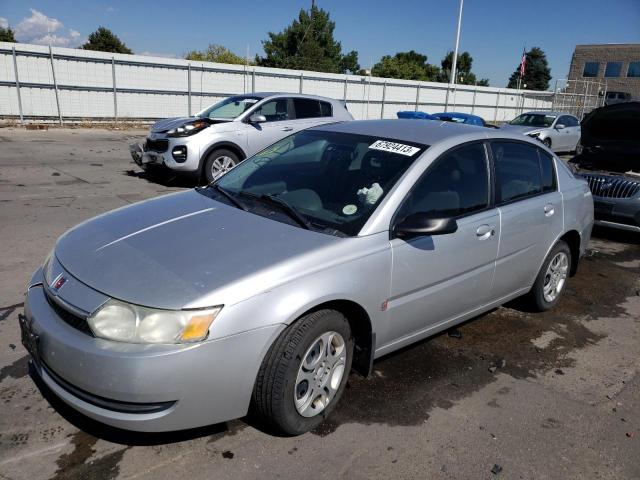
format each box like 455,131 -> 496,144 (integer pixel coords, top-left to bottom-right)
539,150 -> 556,192
293,99 -> 333,119
492,142 -> 544,203
397,142 -> 489,220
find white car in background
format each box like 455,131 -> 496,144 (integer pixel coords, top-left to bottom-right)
130,93 -> 353,183
500,111 -> 581,153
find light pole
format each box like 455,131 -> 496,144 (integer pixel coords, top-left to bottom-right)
445,0 -> 464,112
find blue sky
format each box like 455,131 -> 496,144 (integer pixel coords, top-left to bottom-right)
1,0 -> 639,88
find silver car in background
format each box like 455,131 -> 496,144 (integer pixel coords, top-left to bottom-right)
130,93 -> 353,183
500,111 -> 581,152
22,120 -> 593,435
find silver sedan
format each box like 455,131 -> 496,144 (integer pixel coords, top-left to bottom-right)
22,119 -> 593,435
500,111 -> 581,152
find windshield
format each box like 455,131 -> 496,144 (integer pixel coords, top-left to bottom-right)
196,95 -> 262,119
509,113 -> 556,128
210,130 -> 427,236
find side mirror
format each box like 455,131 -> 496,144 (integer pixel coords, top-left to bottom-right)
393,213 -> 458,239
555,123 -> 565,130
249,114 -> 267,124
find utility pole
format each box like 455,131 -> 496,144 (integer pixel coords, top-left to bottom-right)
445,0 -> 464,112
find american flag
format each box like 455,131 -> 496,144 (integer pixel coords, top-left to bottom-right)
520,49 -> 527,77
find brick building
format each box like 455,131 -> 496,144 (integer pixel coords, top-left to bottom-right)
568,44 -> 640,99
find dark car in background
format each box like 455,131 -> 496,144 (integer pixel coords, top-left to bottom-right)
572,102 -> 640,233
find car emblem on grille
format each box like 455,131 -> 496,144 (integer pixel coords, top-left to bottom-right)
51,274 -> 68,291
600,182 -> 614,190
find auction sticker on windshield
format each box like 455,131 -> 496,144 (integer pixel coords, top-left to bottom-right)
369,140 -> 420,156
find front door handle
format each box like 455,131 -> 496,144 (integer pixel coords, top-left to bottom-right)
544,203 -> 555,217
476,224 -> 495,240
282,126 -> 293,132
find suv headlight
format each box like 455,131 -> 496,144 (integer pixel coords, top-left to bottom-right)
88,299 -> 222,344
166,120 -> 209,138
527,131 -> 541,139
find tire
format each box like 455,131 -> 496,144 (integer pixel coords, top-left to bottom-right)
526,240 -> 571,312
542,137 -> 552,149
251,309 -> 354,435
574,140 -> 583,156
203,149 -> 239,184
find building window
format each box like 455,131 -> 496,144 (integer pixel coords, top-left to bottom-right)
604,62 -> 622,78
582,62 -> 599,77
628,61 -> 640,78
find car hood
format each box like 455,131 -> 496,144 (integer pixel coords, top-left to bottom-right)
54,190 -> 339,310
499,124 -> 543,134
151,117 -> 194,133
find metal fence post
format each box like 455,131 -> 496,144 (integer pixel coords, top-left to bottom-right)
111,57 -> 118,122
343,75 -> 348,101
444,85 -> 450,112
187,63 -> 192,116
414,84 -> 420,111
380,81 -> 386,119
550,79 -> 557,112
49,46 -> 63,125
299,72 -> 304,93
493,90 -> 500,123
252,68 -> 256,93
11,46 -> 24,124
471,87 -> 477,114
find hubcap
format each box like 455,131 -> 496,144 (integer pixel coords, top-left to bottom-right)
210,155 -> 236,180
543,252 -> 569,303
294,331 -> 347,418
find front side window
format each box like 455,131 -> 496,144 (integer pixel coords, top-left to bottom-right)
583,62 -> 599,77
196,95 -> 261,119
492,142 -> 544,203
252,99 -> 290,122
604,62 -> 622,78
509,114 -> 556,128
396,143 -> 489,221
627,61 -> 640,77
213,130 -> 427,236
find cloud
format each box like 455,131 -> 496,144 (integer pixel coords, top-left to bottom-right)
14,9 -> 83,47
106,6 -> 118,13
0,17 -> 8,29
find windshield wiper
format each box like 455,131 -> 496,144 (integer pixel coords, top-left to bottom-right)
211,185 -> 248,211
238,191 -> 311,230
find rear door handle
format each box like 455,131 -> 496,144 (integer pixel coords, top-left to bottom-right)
282,126 -> 293,132
544,203 -> 555,217
476,224 -> 495,240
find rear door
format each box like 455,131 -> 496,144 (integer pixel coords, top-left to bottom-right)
291,98 -> 335,130
489,141 -> 564,300
245,98 -> 295,156
386,141 -> 500,346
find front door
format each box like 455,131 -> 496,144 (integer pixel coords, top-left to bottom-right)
245,98 -> 296,156
385,142 -> 499,348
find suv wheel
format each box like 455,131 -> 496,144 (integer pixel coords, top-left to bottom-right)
527,240 -> 571,311
252,309 -> 354,435
203,149 -> 239,184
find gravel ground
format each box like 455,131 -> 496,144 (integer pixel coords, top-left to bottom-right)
0,127 -> 638,480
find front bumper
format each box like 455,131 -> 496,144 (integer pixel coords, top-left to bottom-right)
23,284 -> 282,432
593,197 -> 640,233
129,136 -> 201,173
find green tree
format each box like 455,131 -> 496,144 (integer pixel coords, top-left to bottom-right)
81,27 -> 132,54
507,47 -> 551,90
371,50 -> 439,81
256,5 -> 359,74
185,44 -> 249,65
0,26 -> 16,43
438,51 -> 489,86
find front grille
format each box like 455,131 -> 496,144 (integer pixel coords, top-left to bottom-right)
581,174 -> 640,199
45,292 -> 94,336
145,138 -> 168,153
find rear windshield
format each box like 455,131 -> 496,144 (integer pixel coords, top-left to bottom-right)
211,130 -> 427,236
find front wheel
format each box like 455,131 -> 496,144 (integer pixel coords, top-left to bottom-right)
526,240 -> 571,312
203,149 -> 239,184
251,309 -> 354,435
542,137 -> 552,149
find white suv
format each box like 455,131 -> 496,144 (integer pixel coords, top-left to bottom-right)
130,93 -> 353,183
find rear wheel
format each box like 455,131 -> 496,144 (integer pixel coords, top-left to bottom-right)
526,240 -> 571,312
203,149 -> 239,184
251,309 -> 353,435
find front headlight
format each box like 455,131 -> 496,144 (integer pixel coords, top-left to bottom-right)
88,299 -> 222,344
166,120 -> 209,138
527,131 -> 541,138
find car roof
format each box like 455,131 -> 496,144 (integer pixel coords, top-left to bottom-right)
310,119 -> 497,145
250,92 -> 344,103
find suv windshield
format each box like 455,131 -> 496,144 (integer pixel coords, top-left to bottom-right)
196,95 -> 262,119
509,114 -> 556,128
209,130 -> 427,236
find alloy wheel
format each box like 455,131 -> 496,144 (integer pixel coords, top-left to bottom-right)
543,251 -> 569,303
